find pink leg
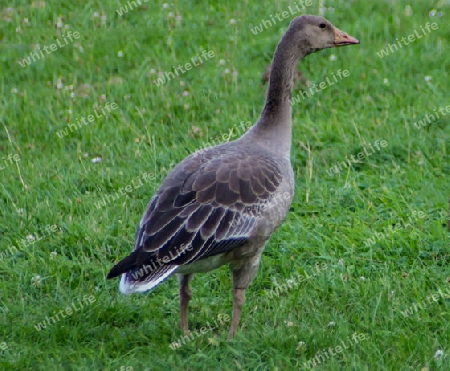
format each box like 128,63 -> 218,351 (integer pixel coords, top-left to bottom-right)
228,248 -> 264,339
179,274 -> 193,334
228,288 -> 246,339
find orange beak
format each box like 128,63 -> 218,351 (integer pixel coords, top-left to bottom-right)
333,27 -> 360,46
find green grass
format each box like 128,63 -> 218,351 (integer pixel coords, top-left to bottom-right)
1,0 -> 449,370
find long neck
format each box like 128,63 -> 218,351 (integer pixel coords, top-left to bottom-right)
245,35 -> 307,158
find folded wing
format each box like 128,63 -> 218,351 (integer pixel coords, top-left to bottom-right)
107,145 -> 283,292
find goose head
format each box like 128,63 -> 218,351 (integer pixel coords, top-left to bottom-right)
286,15 -> 359,55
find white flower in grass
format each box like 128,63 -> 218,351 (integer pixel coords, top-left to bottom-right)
168,12 -> 174,17
360,276 -> 366,281
296,341 -> 306,350
162,3 -> 169,9
404,5 -> 412,16
31,275 -> 41,287
219,59 -> 225,65
229,19 -> 236,24
26,235 -> 35,243
434,349 -> 444,358
91,157 -> 102,163
182,91 -> 189,97
424,76 -> 432,82
429,9 -> 436,17
329,54 -> 337,61
50,251 -> 57,259
328,321 -> 336,327
383,78 -> 389,85
118,51 -> 123,57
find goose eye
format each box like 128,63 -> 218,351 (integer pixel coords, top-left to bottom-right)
319,23 -> 326,29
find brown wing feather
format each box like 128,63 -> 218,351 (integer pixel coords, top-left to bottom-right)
107,144 -> 283,280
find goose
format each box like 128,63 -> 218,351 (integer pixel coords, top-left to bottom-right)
107,15 -> 359,338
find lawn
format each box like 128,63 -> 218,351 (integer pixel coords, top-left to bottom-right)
0,0 -> 449,370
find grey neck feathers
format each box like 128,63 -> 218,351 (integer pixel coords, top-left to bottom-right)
246,30 -> 309,157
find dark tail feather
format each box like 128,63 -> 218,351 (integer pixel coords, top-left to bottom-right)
107,251 -> 139,279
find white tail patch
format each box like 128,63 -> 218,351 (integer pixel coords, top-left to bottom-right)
119,266 -> 179,294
